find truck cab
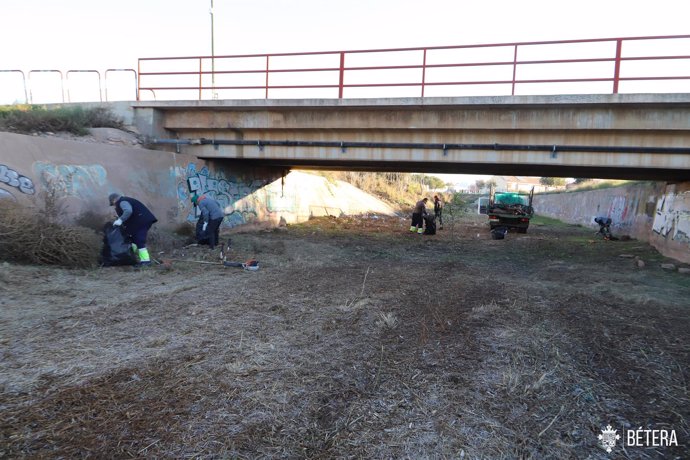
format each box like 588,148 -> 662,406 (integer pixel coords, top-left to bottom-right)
487,185 -> 535,233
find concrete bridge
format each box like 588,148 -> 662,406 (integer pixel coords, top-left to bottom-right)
131,93 -> 690,181
9,35 -> 690,181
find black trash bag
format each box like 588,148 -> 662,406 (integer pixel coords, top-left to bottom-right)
196,219 -> 210,245
101,223 -> 136,266
423,214 -> 436,235
491,227 -> 508,240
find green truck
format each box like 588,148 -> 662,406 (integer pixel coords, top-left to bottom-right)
487,186 -> 535,233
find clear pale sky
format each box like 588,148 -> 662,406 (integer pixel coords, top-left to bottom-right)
3,0 -> 688,73
2,0 -> 688,185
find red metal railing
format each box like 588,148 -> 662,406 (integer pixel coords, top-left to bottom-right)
1,35 -> 689,104
137,35 -> 690,101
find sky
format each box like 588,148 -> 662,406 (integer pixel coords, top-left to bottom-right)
2,0 -> 688,186
3,0 -> 689,69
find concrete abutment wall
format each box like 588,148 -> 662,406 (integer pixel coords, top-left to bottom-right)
0,132 -> 394,233
534,182 -> 690,264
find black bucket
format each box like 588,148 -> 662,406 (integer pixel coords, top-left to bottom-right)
491,227 -> 508,240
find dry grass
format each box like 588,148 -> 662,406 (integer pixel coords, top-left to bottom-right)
0,105 -> 123,135
1,215 -> 689,458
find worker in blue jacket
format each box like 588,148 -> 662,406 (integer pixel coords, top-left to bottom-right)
109,193 -> 158,266
192,193 -> 225,250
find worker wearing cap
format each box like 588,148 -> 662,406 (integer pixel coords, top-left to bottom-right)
108,193 -> 158,266
191,193 -> 225,250
409,197 -> 428,234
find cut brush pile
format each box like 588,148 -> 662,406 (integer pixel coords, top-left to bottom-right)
0,200 -> 101,268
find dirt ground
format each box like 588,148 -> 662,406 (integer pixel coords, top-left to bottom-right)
1,211 -> 689,459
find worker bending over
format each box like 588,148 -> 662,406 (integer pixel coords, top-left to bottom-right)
192,193 -> 225,250
409,197 -> 429,234
109,193 -> 158,266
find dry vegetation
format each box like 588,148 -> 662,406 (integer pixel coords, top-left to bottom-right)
0,105 -> 123,135
0,197 -> 101,269
1,212 -> 689,459
320,171 -> 448,210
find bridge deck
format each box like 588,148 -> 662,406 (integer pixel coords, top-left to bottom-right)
133,94 -> 690,180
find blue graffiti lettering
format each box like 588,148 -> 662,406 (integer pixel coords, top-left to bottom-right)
0,188 -> 17,201
33,162 -> 107,197
0,164 -> 35,195
179,163 -> 266,226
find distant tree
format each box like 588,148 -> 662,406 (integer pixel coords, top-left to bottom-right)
425,175 -> 446,190
411,174 -> 445,190
475,180 -> 486,190
540,177 -> 567,186
450,193 -> 466,207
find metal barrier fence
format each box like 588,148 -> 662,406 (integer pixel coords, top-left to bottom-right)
136,35 -> 690,101
1,35 -> 689,104
0,68 -> 137,104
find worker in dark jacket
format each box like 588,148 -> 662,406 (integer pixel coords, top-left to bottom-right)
434,195 -> 444,230
409,197 -> 428,234
192,193 -> 225,249
109,193 -> 158,266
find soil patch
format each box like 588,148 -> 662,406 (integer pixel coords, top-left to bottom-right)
1,213 -> 688,458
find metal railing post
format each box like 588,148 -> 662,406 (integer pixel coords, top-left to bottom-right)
421,49 -> 427,97
613,39 -> 623,94
338,52 -> 345,98
512,44 -> 518,96
265,55 -> 270,99
199,58 -> 203,100
137,60 -> 141,101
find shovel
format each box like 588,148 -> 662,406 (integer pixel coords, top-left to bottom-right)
161,258 -> 259,270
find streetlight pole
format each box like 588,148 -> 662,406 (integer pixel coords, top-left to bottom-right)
210,0 -> 216,98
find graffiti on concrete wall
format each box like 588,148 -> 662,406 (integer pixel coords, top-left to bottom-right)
607,196 -> 629,223
179,163 -> 267,226
33,162 -> 107,197
266,189 -> 298,213
0,164 -> 35,199
265,175 -> 298,214
652,191 -> 690,243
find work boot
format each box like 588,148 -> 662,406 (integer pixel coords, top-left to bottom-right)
417,227 -> 424,234
409,225 -> 417,233
137,247 -> 152,266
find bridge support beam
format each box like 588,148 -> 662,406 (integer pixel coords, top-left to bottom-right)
133,94 -> 690,181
